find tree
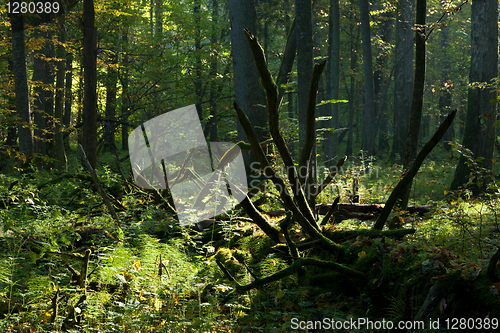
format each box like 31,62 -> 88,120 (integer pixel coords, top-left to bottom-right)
103,53 -> 118,152
400,0 -> 426,209
10,8 -> 33,159
327,0 -> 340,167
54,11 -> 67,171
82,0 -> 98,168
450,0 -> 498,194
296,0 -> 315,199
296,0 -> 313,153
392,0 -> 415,162
359,0 -> 376,156
229,0 -> 268,187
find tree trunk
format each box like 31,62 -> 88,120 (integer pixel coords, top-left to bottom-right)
359,0 -> 376,156
208,0 -> 219,142
104,55 -> 118,152
400,0 -> 426,209
155,0 -> 163,36
63,52 -> 73,148
32,21 -> 49,169
374,11 -> 393,155
450,0 -> 498,194
83,0 -> 98,169
10,12 -> 33,159
120,32 -> 129,151
392,0 -> 414,162
296,0 -> 313,153
194,0 -> 203,120
327,0 -> 340,167
345,6 -> 358,157
229,0 -> 268,188
54,13 -> 67,171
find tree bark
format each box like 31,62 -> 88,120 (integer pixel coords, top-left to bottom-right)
359,0 -> 376,156
229,0 -> 268,187
400,0 -> 426,209
104,54 -> 117,152
327,0 -> 340,166
296,0 -> 313,152
120,32 -> 129,151
10,12 -> 33,158
83,0 -> 98,169
54,13 -> 67,171
392,0 -> 414,162
32,21 -> 49,169
450,0 -> 498,194
63,52 -> 73,148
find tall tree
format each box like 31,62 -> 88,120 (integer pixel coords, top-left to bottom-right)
400,0 -> 426,208
229,0 -> 268,187
120,32 -> 129,151
208,0 -> 219,142
392,0 -> 415,162
103,54 -> 118,152
54,11 -> 67,171
63,52 -> 73,148
327,0 -> 340,167
83,0 -> 98,168
450,0 -> 498,194
296,0 -> 313,153
374,10 -> 393,155
10,8 -> 33,159
359,0 -> 376,156
32,20 -> 50,168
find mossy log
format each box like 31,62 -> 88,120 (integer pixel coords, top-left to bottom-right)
324,228 -> 416,243
221,257 -> 365,293
316,203 -> 431,221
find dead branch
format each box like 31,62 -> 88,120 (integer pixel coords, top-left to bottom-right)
373,110 -> 456,230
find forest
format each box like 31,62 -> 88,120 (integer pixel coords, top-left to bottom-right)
1,0 -> 500,331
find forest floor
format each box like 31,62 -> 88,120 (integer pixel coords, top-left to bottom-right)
0,148 -> 499,332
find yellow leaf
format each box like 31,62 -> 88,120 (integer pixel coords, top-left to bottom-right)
133,260 -> 141,271
358,251 -> 366,259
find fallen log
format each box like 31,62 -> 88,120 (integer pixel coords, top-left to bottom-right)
316,203 -> 432,221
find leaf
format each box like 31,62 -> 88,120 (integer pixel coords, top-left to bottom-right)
493,121 -> 500,127
133,260 -> 141,272
28,251 -> 37,264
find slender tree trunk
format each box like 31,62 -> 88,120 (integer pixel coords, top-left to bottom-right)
194,0 -> 203,120
229,0 -> 268,187
392,0 -> 414,162
345,6 -> 358,157
208,0 -> 219,142
296,0 -> 313,154
54,13 -> 67,171
83,0 -> 98,168
374,12 -> 393,156
400,0 -> 426,208
44,31 -> 56,161
63,52 -> 73,148
121,32 -> 129,151
450,0 -> 498,194
328,0 -> 340,166
104,55 -> 117,152
32,22 -> 48,168
439,23 -> 453,151
155,0 -> 163,35
359,0 -> 376,156
10,12 -> 33,158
